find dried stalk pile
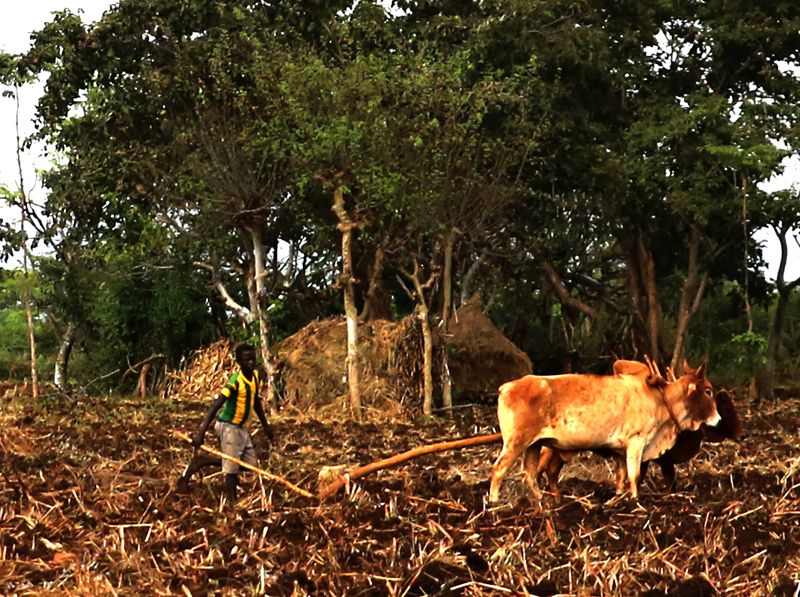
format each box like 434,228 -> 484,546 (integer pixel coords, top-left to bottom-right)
155,320 -> 423,417
159,301 -> 530,420
160,339 -> 237,401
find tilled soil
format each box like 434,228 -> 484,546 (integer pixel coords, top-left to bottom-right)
1,393 -> 799,595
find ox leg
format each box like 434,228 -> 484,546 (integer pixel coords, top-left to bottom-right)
539,448 -> 565,498
535,446 -> 552,487
522,445 -> 544,499
625,438 -> 646,500
613,457 -> 628,495
490,441 -> 527,503
659,461 -> 677,492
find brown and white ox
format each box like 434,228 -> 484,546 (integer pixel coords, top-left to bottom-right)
534,362 -> 744,495
488,361 -> 720,503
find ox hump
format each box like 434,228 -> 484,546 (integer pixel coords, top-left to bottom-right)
498,375 -> 549,402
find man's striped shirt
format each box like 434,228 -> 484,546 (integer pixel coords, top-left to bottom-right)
217,370 -> 261,426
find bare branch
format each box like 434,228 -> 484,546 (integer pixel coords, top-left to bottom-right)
194,260 -> 256,324
543,261 -> 599,319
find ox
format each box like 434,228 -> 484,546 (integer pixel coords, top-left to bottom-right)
489,361 -> 720,503
534,362 -> 744,495
536,389 -> 743,495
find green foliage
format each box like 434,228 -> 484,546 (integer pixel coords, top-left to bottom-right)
0,271 -> 57,381
3,0 -> 799,395
727,331 -> 768,377
83,256 -> 215,378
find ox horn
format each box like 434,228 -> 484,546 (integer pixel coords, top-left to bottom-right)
643,354 -> 666,386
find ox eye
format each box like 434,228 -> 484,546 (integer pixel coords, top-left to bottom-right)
704,389 -> 713,397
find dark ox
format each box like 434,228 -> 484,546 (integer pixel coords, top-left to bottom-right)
489,361 -> 720,503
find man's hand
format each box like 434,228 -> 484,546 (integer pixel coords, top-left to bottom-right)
262,424 -> 275,442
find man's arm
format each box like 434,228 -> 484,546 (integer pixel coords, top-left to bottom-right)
192,394 -> 227,448
254,397 -> 274,441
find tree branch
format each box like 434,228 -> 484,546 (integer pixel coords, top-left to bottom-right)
194,260 -> 256,324
542,261 -> 598,318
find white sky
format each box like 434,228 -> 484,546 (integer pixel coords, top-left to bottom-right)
0,3 -> 798,283
0,2 -> 114,233
756,156 -> 800,283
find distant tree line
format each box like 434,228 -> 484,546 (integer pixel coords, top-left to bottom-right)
1,0 -> 799,409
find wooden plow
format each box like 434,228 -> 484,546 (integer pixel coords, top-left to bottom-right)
173,429 -> 502,502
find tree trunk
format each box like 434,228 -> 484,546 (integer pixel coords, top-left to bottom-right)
358,242 -> 390,322
23,282 -> 39,402
331,186 -> 362,418
621,231 -> 668,360
440,231 -> 455,414
460,250 -> 487,307
15,91 -> 38,402
757,224 -> 800,401
418,303 -> 435,416
54,321 -> 77,392
243,257 -> 259,328
670,226 -> 709,372
623,248 -> 647,356
195,259 -> 257,326
636,235 -> 665,364
758,290 -> 788,400
543,261 -> 598,319
247,225 -> 278,414
402,260 -> 437,416
137,362 -> 152,399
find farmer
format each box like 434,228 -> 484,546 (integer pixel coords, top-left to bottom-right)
177,343 -> 274,502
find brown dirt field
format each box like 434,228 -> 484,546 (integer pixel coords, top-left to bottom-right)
1,392 -> 799,596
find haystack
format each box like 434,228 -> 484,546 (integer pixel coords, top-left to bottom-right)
274,317 -> 422,418
164,302 -> 531,417
162,339 -> 237,401
446,297 -> 532,396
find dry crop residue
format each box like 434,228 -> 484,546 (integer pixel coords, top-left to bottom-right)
1,392 -> 799,595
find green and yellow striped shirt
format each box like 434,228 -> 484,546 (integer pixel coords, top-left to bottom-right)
217,370 -> 261,426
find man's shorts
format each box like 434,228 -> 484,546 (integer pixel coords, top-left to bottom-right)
214,420 -> 257,474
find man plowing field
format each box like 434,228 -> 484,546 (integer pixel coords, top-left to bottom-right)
176,343 -> 274,503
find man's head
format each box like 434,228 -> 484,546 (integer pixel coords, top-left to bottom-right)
235,344 -> 258,375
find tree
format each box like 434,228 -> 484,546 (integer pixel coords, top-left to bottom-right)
1,74 -> 42,399
282,44 -> 402,417
19,1 -> 321,398
388,44 -> 535,412
9,0 -> 800,405
756,190 -> 800,400
603,0 -> 800,369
